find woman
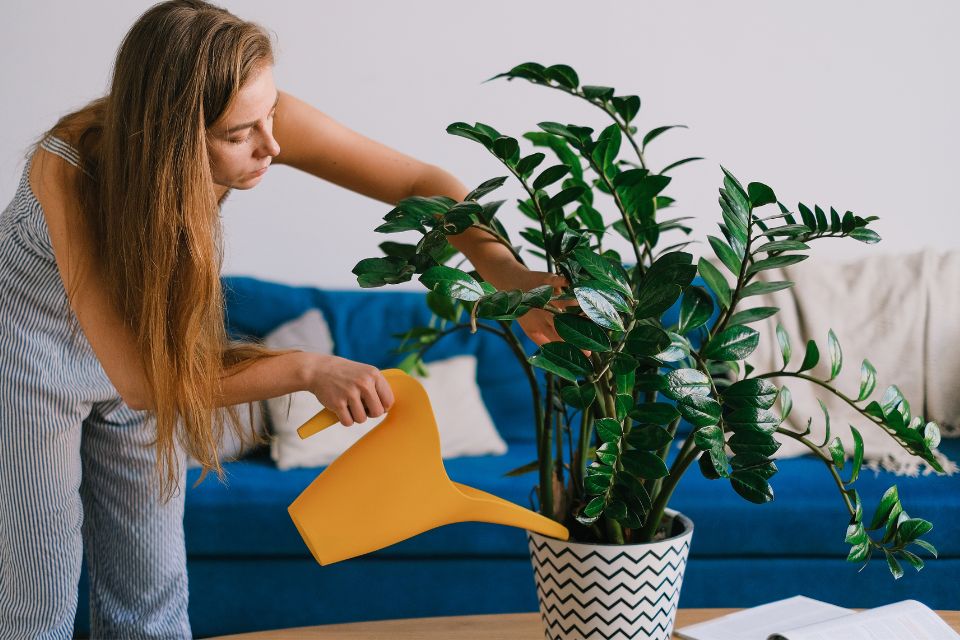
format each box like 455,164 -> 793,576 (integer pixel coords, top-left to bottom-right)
0,1 -> 566,637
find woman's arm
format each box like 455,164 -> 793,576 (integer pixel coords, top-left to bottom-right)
271,91 -> 569,343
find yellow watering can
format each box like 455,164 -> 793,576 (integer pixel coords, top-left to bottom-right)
287,368 -> 569,566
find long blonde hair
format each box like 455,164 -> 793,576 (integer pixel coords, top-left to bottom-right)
42,0 -> 293,501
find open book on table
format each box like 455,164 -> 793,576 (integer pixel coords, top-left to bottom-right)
675,595 -> 958,640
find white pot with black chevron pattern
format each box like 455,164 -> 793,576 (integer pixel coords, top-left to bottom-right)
527,509 -> 694,640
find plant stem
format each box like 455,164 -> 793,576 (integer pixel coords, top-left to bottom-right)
575,404 -> 593,501
541,373 -> 555,518
775,427 -> 855,516
638,434 -> 698,541
649,416 -> 683,499
707,210 -> 756,342
756,371 -> 907,449
494,320 -> 554,519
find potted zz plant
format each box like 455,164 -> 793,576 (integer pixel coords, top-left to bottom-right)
351,62 -> 945,640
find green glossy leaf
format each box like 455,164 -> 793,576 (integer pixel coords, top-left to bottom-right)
776,323 -> 792,368
850,228 -> 881,244
560,382 -> 596,410
419,265 -> 484,301
726,408 -> 780,434
554,315 -> 611,352
848,426 -> 864,484
677,393 -> 722,427
426,290 -> 460,322
748,182 -> 777,207
900,549 -> 925,572
464,176 -> 508,202
924,421 -> 941,450
828,436 -> 845,469
730,470 -> 774,503
595,418 -> 623,443
740,280 -> 793,298
572,248 -> 631,298
728,306 -> 779,326
642,124 -> 686,149
753,240 -> 811,254
661,156 -> 704,174
779,385 -> 793,422
704,326 -> 760,361
544,64 -> 579,89
910,539 -> 938,558
476,289 -> 524,320
898,518 -> 933,542
574,287 -> 624,331
662,368 -> 711,400
533,164 -> 570,190
504,459 -> 539,477
709,236 -> 743,275
492,136 -> 520,164
723,379 -> 778,409
846,541 -> 870,563
621,449 -> 669,479
446,122 -> 494,147
516,153 -> 546,179
624,325 -> 671,357
528,342 -> 592,381
698,258 -> 732,309
611,95 -> 641,123
884,549 -> 904,580
630,403 -> 681,425
858,359 -> 877,401
868,485 -> 900,530
798,340 -> 820,372
626,424 -> 672,450
678,286 -> 714,334
352,257 -> 416,287
694,424 -> 724,451
581,495 -> 605,519
728,430 -> 781,457
582,85 -> 614,101
746,254 -> 808,276
827,329 -> 843,381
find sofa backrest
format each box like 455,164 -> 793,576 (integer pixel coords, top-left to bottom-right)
222,276 -> 539,443
221,275 -> 712,445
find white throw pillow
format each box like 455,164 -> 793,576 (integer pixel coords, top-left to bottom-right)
263,308 -> 507,470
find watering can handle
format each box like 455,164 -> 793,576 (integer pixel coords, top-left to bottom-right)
296,368 -> 406,441
297,408 -> 341,440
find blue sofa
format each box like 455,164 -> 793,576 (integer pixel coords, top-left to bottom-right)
74,275 -> 959,638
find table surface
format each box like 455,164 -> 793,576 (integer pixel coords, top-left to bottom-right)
209,608 -> 960,639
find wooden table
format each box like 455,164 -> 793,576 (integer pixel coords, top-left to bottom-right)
208,609 -> 960,638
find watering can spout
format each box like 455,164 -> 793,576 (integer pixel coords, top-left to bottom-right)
287,368 -> 569,565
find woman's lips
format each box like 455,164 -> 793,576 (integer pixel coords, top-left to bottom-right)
251,164 -> 270,176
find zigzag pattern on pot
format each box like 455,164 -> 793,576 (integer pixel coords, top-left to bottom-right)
536,595 -> 679,626
528,528 -> 692,640
544,619 -> 676,639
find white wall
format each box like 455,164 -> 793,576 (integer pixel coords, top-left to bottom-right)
2,1 -> 957,289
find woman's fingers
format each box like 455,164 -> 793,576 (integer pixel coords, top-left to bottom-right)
361,381 -> 385,418
375,374 -> 395,412
347,394 -> 367,426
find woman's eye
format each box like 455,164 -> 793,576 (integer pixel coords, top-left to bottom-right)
230,136 -> 250,145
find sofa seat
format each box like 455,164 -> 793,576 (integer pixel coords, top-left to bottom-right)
184,437 -> 960,560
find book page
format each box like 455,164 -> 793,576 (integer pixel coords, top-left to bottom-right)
675,595 -> 853,640
770,600 -> 959,640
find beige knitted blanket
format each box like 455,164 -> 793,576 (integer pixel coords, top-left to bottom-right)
736,249 -> 959,476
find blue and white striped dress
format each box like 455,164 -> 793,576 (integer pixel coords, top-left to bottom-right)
0,136 -> 191,639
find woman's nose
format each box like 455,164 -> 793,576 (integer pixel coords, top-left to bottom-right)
259,134 -> 280,158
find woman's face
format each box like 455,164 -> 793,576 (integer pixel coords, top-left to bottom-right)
207,64 -> 281,192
